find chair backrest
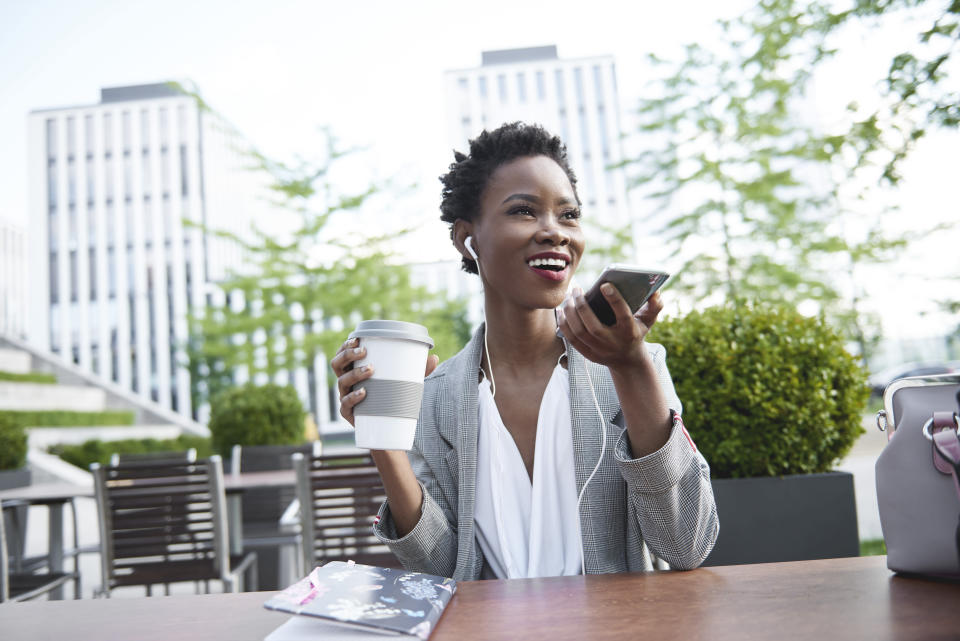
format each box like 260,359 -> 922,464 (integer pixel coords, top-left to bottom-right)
231,442 -> 322,525
90,456 -> 232,591
109,448 -> 197,467
292,453 -> 400,571
0,505 -> 9,602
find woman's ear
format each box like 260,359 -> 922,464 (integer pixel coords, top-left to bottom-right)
453,220 -> 475,262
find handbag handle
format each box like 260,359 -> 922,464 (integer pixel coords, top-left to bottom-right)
926,412 -> 960,568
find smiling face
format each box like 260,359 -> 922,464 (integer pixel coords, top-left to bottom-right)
460,155 -> 585,313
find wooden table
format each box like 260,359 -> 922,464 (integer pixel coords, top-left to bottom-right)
1,556 -> 957,640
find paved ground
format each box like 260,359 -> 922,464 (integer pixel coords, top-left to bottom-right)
15,419 -> 890,599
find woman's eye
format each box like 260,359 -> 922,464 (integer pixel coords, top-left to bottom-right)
509,205 -> 535,216
562,209 -> 581,220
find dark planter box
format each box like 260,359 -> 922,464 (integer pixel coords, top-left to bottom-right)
704,471 -> 859,566
0,467 -> 31,490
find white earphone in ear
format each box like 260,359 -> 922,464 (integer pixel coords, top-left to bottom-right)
464,236 -> 479,261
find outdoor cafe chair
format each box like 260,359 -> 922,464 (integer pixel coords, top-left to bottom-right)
0,501 -> 77,602
109,447 -> 198,467
228,441 -> 322,589
90,455 -> 257,597
292,452 -> 401,572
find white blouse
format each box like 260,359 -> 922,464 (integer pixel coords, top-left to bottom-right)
474,364 -> 583,579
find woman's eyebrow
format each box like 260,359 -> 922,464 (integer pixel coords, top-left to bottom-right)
501,193 -> 540,205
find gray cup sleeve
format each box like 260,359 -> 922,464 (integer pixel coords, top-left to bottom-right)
353,378 -> 424,420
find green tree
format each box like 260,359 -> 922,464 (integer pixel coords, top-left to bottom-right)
177,85 -> 471,419
620,0 -> 941,360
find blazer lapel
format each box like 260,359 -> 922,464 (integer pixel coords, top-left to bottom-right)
453,324 -> 485,577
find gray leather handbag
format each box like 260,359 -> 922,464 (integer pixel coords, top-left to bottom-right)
876,373 -> 960,577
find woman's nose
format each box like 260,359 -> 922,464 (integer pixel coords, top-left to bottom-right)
535,216 -> 570,245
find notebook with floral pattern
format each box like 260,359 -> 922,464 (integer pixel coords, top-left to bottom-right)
263,561 -> 457,640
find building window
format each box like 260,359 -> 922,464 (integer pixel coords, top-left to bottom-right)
159,107 -> 169,149
140,109 -> 150,149
498,74 -> 507,103
103,112 -> 113,154
597,105 -> 610,160
66,117 -> 76,158
123,152 -> 132,201
68,158 -> 76,206
574,66 -> 585,108
555,69 -> 565,103
458,77 -> 468,92
516,72 -> 526,103
69,250 -> 78,303
47,160 -> 57,209
108,246 -> 116,298
86,156 -> 95,204
593,65 -> 604,102
478,76 -> 488,99
122,111 -> 132,153
84,115 -> 94,155
46,119 -> 57,158
105,154 -> 114,201
536,71 -> 546,100
49,252 -> 58,304
179,145 -> 188,196
89,247 -> 97,301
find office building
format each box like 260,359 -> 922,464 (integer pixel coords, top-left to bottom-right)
444,45 -> 631,230
26,83 -> 265,418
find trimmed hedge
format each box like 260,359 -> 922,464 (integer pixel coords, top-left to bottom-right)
0,371 -> 57,384
208,383 -> 306,456
48,435 -> 214,471
648,304 -> 869,479
0,410 -> 136,428
0,414 -> 28,470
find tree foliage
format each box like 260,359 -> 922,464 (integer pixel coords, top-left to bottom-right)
176,85 -> 471,416
621,0 -> 955,358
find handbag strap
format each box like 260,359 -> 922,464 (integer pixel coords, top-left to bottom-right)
929,412 -> 960,566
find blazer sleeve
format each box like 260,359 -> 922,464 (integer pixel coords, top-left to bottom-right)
613,344 -> 719,570
372,375 -> 461,577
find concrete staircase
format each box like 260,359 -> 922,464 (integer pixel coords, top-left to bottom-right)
0,338 -> 207,485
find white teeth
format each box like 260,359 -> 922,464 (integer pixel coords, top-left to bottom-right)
528,257 -> 568,269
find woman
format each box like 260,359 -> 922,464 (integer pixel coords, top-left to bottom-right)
332,122 -> 718,580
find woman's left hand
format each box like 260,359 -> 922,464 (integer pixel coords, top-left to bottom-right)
558,284 -> 663,371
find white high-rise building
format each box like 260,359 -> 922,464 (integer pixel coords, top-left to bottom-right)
444,45 -> 631,230
26,83 -> 264,418
0,218 -> 28,339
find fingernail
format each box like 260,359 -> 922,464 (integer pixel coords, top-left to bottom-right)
362,365 -> 372,373
353,347 -> 363,355
356,388 -> 366,397
601,283 -> 614,295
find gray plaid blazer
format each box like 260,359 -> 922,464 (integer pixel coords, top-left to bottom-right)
373,324 -> 718,580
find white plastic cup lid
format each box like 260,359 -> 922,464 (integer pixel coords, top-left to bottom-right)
349,320 -> 434,349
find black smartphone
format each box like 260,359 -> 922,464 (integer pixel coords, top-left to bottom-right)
584,265 -> 670,325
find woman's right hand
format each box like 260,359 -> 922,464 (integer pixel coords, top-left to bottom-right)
331,337 -> 373,427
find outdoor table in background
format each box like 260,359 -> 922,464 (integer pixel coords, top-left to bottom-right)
2,556 -> 958,640
0,471 -> 299,599
0,483 -> 90,599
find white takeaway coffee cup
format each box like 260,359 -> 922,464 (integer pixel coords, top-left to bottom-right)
348,320 -> 434,450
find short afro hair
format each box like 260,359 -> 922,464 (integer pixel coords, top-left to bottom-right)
440,122 -> 579,274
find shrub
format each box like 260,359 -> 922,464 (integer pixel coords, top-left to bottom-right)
0,410 -> 136,427
48,435 -> 213,470
648,304 -> 869,478
0,371 -> 57,384
0,414 -> 28,470
208,383 -> 305,456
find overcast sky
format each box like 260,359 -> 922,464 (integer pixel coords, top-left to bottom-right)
1,0 -> 957,348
